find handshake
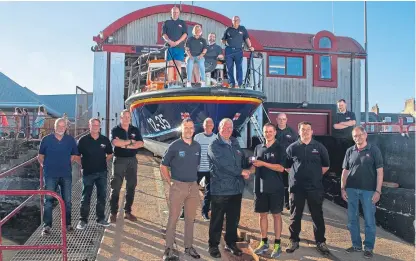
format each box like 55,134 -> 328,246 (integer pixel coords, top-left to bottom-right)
241,169 -> 251,179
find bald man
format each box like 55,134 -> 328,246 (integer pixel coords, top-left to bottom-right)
162,7 -> 188,85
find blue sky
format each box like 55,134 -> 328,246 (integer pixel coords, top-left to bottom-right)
0,1 -> 414,113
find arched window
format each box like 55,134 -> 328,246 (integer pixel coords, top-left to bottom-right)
319,37 -> 332,49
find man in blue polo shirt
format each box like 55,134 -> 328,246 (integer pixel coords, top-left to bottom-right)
38,118 -> 79,236
162,6 -> 188,85
222,16 -> 254,88
341,126 -> 384,259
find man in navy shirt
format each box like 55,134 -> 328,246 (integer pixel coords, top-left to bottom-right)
222,16 -> 254,88
38,118 -> 79,236
162,6 -> 188,85
160,119 -> 201,261
285,122 -> 330,255
76,118 -> 113,230
109,110 -> 144,223
341,126 -> 383,259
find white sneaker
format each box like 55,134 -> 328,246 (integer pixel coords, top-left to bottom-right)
186,82 -> 192,87
200,81 -> 206,87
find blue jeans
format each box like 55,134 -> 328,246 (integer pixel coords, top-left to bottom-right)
43,176 -> 72,228
80,171 -> 107,222
346,188 -> 376,250
225,47 -> 243,86
197,171 -> 211,215
186,57 -> 205,82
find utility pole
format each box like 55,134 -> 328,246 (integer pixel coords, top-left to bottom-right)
364,1 -> 369,123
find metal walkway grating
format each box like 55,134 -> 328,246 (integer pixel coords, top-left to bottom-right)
11,168 -> 112,261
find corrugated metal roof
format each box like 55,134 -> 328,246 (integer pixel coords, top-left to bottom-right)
0,72 -> 92,119
248,29 -> 365,53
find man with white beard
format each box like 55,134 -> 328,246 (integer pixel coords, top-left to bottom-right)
38,118 -> 79,236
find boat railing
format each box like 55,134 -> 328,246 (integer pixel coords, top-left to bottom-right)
131,45 -> 264,94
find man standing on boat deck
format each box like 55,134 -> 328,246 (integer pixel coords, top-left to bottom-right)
222,16 -> 254,88
205,32 -> 224,85
275,113 -> 297,210
185,24 -> 207,87
250,123 -> 286,258
109,110 -> 144,223
341,126 -> 383,259
162,6 -> 188,86
38,118 -> 79,236
76,118 -> 113,230
284,121 -> 330,255
207,118 -> 251,258
160,119 -> 202,260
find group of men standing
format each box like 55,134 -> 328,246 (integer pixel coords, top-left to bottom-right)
36,98 -> 383,260
162,6 -> 254,88
38,109 -> 143,235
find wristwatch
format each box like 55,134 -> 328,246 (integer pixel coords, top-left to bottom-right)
375,190 -> 382,195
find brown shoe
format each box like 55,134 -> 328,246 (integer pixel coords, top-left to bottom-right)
124,213 -> 138,222
109,213 -> 117,223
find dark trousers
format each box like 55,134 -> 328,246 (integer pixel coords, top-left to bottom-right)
282,171 -> 289,208
43,176 -> 72,228
289,189 -> 326,244
225,47 -> 243,86
110,156 -> 138,215
80,171 -> 107,222
209,194 -> 242,247
197,171 -> 211,215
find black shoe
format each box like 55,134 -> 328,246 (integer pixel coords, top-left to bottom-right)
185,246 -> 200,259
179,208 -> 185,220
317,242 -> 330,255
225,244 -> 242,256
345,246 -> 362,253
364,250 -> 373,259
286,241 -> 299,253
202,212 -> 210,221
208,246 -> 221,258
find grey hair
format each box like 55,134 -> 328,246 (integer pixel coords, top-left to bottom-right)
89,118 -> 101,125
203,117 -> 213,125
352,126 -> 366,134
54,118 -> 67,129
219,118 -> 233,129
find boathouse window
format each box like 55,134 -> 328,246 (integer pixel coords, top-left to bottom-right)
320,55 -> 332,79
406,117 -> 414,123
268,55 -> 304,77
319,37 -> 332,49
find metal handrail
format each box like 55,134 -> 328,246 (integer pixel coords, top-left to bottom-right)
0,190 -> 68,261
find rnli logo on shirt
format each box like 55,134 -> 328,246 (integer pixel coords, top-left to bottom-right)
239,31 -> 243,34
100,144 -> 106,148
312,149 -> 319,154
286,135 -> 292,138
131,133 -> 136,138
178,24 -> 182,27
270,153 -> 275,158
179,151 -> 185,157
346,117 -> 351,120
366,153 -> 370,157
200,41 -> 203,45
195,152 -> 200,156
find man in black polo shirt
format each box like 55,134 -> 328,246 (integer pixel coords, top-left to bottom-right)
250,123 -> 285,258
185,24 -> 207,87
333,99 -> 356,171
275,113 -> 297,210
109,109 -> 144,223
205,32 -> 224,85
341,126 -> 383,259
222,16 -> 254,88
162,6 -> 188,85
160,119 -> 201,261
285,121 -> 330,255
76,118 -> 113,230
